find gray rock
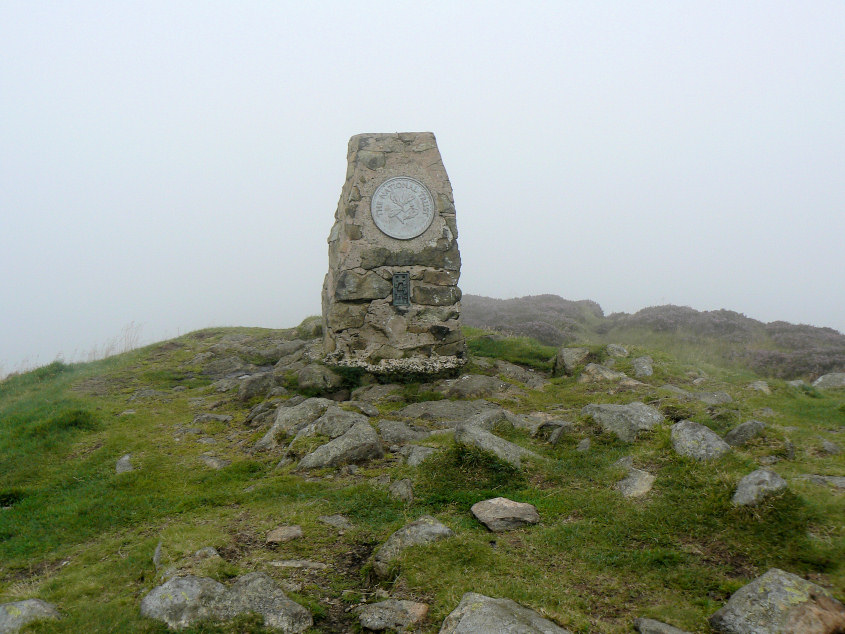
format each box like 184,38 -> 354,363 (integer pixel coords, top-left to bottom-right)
438,374 -> 509,399
616,467 -> 655,498
199,454 -> 230,470
0,599 -> 60,633
140,575 -> 226,629
606,344 -> 629,358
389,478 -> 414,503
725,420 -> 766,447
709,568 -> 845,633
253,398 -> 334,451
346,400 -> 379,416
732,469 -> 787,506
402,445 -> 441,467
632,356 -> 654,377
439,592 -> 571,633
554,347 -> 590,376
748,380 -> 771,395
357,599 -> 428,632
821,439 -> 842,455
298,421 -> 383,470
266,525 -> 303,545
659,385 -> 692,399
796,474 -> 845,490
267,560 -> 327,570
193,413 -> 233,425
194,547 -> 221,561
351,383 -> 401,403
465,409 -> 539,433
396,399 -> 499,425
577,363 -> 627,383
633,617 -> 690,633
378,419 -> 431,444
495,360 -> 548,389
237,372 -> 276,402
215,572 -> 313,632
671,421 -> 731,461
470,497 -> 540,532
317,514 -> 354,531
116,454 -> 134,474
581,402 -> 664,443
813,373 -> 845,389
696,391 -> 733,405
454,425 -> 541,468
373,515 -> 455,578
202,356 -> 253,379
309,406 -> 368,439
297,363 -> 343,393
787,379 -> 806,388
548,422 -> 576,445
576,438 -> 591,453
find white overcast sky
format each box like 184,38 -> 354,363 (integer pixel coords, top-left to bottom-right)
2,1 -> 844,372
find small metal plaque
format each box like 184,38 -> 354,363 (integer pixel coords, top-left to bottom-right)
371,177 -> 435,240
392,273 -> 410,306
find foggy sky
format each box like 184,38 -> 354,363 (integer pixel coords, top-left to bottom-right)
2,2 -> 844,374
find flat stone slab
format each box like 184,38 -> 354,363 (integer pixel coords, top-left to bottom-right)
633,617 -> 691,633
356,599 -> 429,631
0,599 -> 60,633
577,363 -> 628,383
454,425 -> 541,468
709,568 -> 845,633
266,525 -> 303,545
372,516 -> 454,578
671,420 -> 731,461
581,402 -> 664,443
140,573 -> 312,632
471,497 -> 540,532
439,592 -> 571,633
616,467 -> 655,498
732,469 -> 787,506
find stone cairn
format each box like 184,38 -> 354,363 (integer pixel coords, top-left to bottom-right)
322,132 -> 466,374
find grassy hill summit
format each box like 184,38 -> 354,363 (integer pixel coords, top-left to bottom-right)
0,314 -> 843,632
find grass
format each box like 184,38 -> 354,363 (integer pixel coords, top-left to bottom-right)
0,325 -> 842,632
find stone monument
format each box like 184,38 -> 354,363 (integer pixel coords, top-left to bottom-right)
321,132 -> 466,374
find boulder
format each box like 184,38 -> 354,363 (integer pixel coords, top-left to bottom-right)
140,575 -> 227,629
297,363 -> 343,393
696,391 -> 733,405
812,373 -> 845,389
454,425 -> 541,468
253,398 -> 334,451
732,469 -> 787,506
581,402 -> 664,443
494,360 -> 548,389
116,454 -> 134,474
576,438 -> 591,453
821,439 -> 842,455
606,344 -> 629,358
396,399 -> 500,425
199,454 -> 230,470
266,526 -> 303,545
670,421 -> 731,461
317,515 -> 354,531
378,419 -> 431,444
351,383 -> 402,402
465,409 -> 539,433
748,380 -> 771,395
577,363 -> 628,383
356,599 -> 429,632
401,445 -> 441,467
632,356 -> 654,377
724,420 -> 766,447
194,413 -> 234,425
0,599 -> 60,633
787,379 -> 806,388
298,421 -> 383,469
372,516 -> 455,578
709,568 -> 845,633
554,347 -> 590,376
437,374 -> 509,399
237,372 -> 276,402
470,497 -> 540,532
633,617 -> 690,633
439,592 -> 571,633
389,479 -> 414,503
306,406 -> 367,439
615,467 -> 655,498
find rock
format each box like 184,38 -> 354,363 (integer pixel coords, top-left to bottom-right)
439,592 -> 571,633
438,374 -> 509,399
194,547 -> 221,561
724,420 -> 766,447
606,344 -> 629,358
202,356 -> 254,379
140,575 -> 227,629
193,413 -> 233,424
356,599 -> 428,632
199,454 -> 230,470
576,438 -> 591,452
308,406 -> 368,439
389,479 -> 414,503
748,380 -> 771,395
670,421 -> 731,461
266,525 -> 303,545
696,391 -> 733,405
253,398 -> 334,451
216,572 -> 313,632
0,599 -> 60,633
372,515 -> 455,578
378,420 -> 431,444
267,560 -> 327,570
581,402 -> 664,443
296,363 -> 343,393
732,469 -> 787,506
659,385 -> 692,399
317,514 -> 354,531
709,568 -> 845,633
464,409 -> 538,433
548,423 -> 576,445
396,399 -> 499,425
632,356 -> 654,377
796,475 -> 845,490
346,400 -> 379,416
616,467 -> 655,498
577,363 -> 628,383
554,347 -> 590,376
633,617 -> 690,633
495,360 -> 548,389
454,425 -> 541,468
787,379 -> 806,388
401,445 -> 440,467
351,383 -> 401,402
298,421 -> 383,469
821,439 -> 842,455
116,454 -> 134,474
813,373 -> 845,389
470,497 -> 540,532
153,541 -> 163,570
237,372 -> 276,402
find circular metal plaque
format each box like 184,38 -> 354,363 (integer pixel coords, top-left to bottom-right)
370,176 -> 435,240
